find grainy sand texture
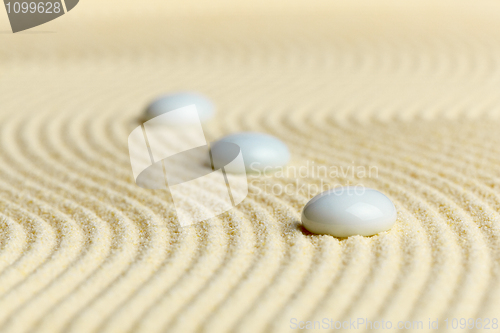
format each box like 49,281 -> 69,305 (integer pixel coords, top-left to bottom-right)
1,0 -> 500,332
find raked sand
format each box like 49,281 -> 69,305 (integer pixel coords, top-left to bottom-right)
1,1 -> 500,332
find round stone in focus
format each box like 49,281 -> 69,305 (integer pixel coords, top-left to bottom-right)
144,92 -> 215,124
301,187 -> 397,237
211,132 -> 290,173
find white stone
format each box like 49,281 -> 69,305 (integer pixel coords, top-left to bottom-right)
211,132 -> 290,173
301,187 -> 397,237
144,92 -> 215,124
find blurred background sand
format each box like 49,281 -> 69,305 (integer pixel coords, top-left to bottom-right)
1,1 -> 500,332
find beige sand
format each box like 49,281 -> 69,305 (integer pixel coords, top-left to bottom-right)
1,1 -> 500,332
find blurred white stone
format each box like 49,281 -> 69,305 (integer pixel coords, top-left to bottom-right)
144,92 -> 215,124
211,132 -> 290,173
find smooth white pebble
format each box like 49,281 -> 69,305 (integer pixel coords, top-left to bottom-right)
301,187 -> 397,237
144,92 -> 215,124
211,132 -> 290,173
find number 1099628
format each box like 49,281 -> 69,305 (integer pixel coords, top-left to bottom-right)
5,2 -> 62,14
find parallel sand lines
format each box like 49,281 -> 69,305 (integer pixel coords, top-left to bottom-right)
246,103 -> 498,328
0,214 -> 26,274
284,116 -> 494,316
2,1 -> 500,332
